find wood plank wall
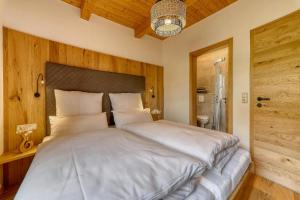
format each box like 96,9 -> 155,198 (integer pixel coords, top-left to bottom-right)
3,27 -> 164,186
250,10 -> 300,193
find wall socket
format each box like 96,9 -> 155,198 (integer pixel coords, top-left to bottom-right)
16,124 -> 37,134
242,92 -> 248,103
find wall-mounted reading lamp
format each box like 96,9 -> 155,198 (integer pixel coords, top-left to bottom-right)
149,87 -> 155,98
34,73 -> 45,98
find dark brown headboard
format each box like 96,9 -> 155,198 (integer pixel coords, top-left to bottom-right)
45,62 -> 145,135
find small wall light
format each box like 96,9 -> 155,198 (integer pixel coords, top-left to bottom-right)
149,87 -> 155,98
34,73 -> 45,98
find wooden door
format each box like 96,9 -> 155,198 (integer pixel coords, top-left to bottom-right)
251,10 -> 300,193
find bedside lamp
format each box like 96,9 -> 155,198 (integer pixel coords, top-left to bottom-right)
34,73 -> 45,98
149,87 -> 155,98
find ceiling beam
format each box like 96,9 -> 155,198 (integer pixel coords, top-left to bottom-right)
81,0 -> 91,20
134,0 -> 197,38
135,18 -> 152,38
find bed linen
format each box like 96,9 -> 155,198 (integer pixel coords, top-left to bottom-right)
122,120 -> 239,168
49,113 -> 108,136
165,180 -> 214,200
183,148 -> 251,200
16,128 -> 207,200
112,109 -> 153,128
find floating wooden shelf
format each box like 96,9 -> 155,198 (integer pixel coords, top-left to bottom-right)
0,146 -> 37,165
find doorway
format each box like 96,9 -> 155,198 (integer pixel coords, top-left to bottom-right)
190,38 -> 233,133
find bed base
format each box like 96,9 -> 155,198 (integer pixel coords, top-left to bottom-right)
229,163 -> 254,200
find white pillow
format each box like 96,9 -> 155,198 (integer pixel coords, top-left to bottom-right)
55,90 -> 103,116
49,113 -> 108,136
109,93 -> 143,111
113,109 -> 153,128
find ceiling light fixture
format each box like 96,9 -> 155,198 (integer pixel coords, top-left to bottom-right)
151,0 -> 186,37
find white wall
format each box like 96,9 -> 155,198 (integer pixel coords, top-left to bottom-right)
162,0 -> 300,149
3,0 -> 163,66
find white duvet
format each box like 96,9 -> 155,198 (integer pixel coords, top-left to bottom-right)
122,120 -> 239,168
15,128 -> 206,200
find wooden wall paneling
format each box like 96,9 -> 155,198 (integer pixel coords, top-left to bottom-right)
4,28 -> 49,152
157,67 -> 164,116
144,64 -> 158,109
3,28 -> 49,187
4,28 -> 164,187
250,10 -> 300,193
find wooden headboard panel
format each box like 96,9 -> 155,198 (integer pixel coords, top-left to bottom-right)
45,62 -> 145,135
3,27 -> 163,187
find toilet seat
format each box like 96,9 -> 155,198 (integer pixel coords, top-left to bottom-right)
197,115 -> 209,121
197,115 -> 209,128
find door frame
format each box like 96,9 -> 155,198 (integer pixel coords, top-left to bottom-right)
189,38 -> 233,134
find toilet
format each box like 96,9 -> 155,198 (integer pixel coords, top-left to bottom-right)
197,115 -> 209,128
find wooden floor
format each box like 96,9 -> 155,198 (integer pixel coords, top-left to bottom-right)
239,175 -> 300,200
0,175 -> 299,200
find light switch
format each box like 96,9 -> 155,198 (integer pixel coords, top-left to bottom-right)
16,124 -> 37,134
242,93 -> 248,103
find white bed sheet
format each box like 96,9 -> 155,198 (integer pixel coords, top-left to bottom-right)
188,148 -> 251,200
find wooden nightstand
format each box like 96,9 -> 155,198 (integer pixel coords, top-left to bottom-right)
152,114 -> 162,121
0,146 -> 37,165
0,146 -> 38,200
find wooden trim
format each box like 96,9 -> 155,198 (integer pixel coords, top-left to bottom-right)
3,27 -> 9,153
189,53 -> 197,125
189,38 -> 233,133
227,39 -> 233,134
249,29 -> 255,161
229,164 -> 254,200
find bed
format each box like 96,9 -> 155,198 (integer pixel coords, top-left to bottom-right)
15,63 -> 251,200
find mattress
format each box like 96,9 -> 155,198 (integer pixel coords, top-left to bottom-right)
179,185 -> 215,200
187,148 -> 251,200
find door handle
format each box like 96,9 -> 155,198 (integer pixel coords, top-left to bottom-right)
256,103 -> 266,108
257,103 -> 262,108
257,97 -> 271,101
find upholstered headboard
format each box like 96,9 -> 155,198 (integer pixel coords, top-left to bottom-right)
45,62 -> 145,135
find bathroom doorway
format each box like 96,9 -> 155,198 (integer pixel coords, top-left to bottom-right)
189,38 -> 233,133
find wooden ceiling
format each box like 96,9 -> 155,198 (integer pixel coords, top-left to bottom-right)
62,0 -> 237,39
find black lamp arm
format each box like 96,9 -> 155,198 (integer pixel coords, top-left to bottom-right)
34,73 -> 44,98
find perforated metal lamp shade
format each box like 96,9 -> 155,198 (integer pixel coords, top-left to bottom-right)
151,0 -> 186,37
